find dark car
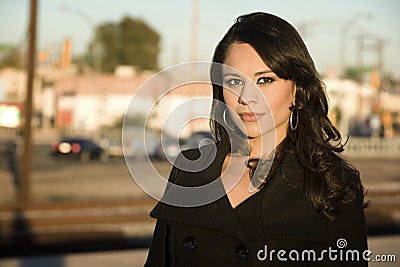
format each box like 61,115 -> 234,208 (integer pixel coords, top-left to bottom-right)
184,131 -> 214,149
51,137 -> 106,162
153,136 -> 185,161
153,131 -> 214,161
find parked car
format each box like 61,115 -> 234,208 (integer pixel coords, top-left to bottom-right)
153,136 -> 184,161
153,131 -> 214,161
184,131 -> 214,149
51,137 -> 106,162
101,139 -> 124,157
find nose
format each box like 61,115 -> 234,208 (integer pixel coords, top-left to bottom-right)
238,85 -> 259,105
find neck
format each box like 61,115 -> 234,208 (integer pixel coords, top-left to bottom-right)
248,125 -> 288,159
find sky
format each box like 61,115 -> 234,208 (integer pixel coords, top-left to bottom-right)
1,0 -> 400,78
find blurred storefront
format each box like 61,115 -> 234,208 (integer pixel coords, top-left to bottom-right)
325,78 -> 376,136
379,91 -> 400,137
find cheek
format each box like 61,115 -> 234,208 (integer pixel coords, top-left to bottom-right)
222,89 -> 238,108
264,88 -> 293,117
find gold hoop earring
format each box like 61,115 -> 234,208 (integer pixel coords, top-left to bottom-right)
289,105 -> 299,131
223,109 -> 236,131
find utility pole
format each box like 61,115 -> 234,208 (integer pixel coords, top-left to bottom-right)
339,12 -> 373,77
20,0 -> 38,205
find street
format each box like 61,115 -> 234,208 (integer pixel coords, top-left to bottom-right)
0,145 -> 173,204
0,145 -> 399,265
1,144 -> 399,204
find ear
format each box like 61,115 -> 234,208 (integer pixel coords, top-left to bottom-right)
292,83 -> 297,104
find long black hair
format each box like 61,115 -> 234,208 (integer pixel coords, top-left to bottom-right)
209,12 -> 366,220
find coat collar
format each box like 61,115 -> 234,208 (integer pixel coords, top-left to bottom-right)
150,140 -> 246,239
150,140 -> 299,241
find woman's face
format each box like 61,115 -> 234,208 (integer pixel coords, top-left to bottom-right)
222,43 -> 295,141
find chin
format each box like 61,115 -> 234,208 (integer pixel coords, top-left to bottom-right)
238,127 -> 262,139
240,123 -> 274,136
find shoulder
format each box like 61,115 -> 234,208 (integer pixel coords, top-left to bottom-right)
167,140 -> 228,186
336,157 -> 364,202
150,141 -> 228,217
274,150 -> 306,185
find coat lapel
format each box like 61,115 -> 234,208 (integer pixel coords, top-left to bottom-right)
150,140 -> 246,241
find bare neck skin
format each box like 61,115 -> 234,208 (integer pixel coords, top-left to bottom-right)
222,122 -> 288,208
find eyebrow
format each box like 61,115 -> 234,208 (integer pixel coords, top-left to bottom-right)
254,70 -> 274,76
222,73 -> 241,78
222,70 -> 274,78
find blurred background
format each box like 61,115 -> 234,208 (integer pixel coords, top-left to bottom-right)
0,0 -> 399,266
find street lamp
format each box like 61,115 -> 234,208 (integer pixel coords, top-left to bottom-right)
339,12 -> 373,78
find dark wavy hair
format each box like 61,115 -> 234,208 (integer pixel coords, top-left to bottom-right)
209,12 -> 366,220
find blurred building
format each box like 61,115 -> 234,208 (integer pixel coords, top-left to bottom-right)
325,78 -> 377,136
325,76 -> 400,137
55,68 -> 152,134
0,68 -> 42,129
55,68 -> 212,138
2,60 -> 399,143
379,89 -> 400,137
0,68 -> 28,103
147,82 -> 212,138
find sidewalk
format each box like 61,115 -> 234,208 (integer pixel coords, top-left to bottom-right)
0,235 -> 398,267
0,248 -> 148,267
0,137 -> 398,266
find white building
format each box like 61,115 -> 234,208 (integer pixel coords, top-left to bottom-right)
0,67 -> 42,128
55,71 -> 152,134
5,65 -> 398,141
324,78 -> 377,135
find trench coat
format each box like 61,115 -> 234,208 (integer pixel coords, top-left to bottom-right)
144,141 -> 368,267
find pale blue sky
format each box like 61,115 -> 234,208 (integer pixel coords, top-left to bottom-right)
1,0 -> 399,77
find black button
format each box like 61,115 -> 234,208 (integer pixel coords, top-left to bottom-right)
235,244 -> 248,260
183,236 -> 197,251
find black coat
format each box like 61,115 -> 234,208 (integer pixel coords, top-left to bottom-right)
144,141 -> 368,266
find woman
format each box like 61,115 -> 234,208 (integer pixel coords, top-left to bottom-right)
145,12 -> 368,266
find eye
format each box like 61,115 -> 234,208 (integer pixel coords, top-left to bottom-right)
224,78 -> 244,88
257,77 -> 275,85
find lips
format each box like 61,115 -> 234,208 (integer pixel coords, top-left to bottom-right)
238,112 -> 264,122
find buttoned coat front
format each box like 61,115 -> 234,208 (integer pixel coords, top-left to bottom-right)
144,141 -> 368,267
